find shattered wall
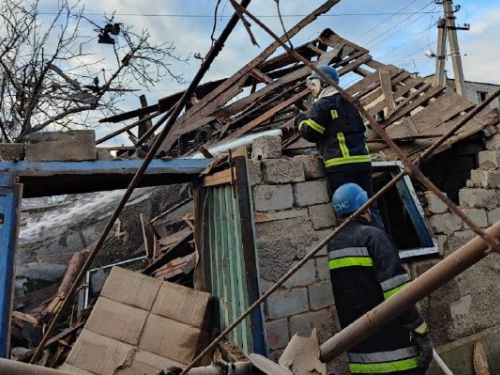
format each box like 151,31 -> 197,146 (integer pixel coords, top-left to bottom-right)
249,134 -> 500,375
417,128 -> 500,375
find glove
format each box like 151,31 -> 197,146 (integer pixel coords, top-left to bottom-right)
411,325 -> 433,372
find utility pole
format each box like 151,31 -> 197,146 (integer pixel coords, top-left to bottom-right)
435,0 -> 469,96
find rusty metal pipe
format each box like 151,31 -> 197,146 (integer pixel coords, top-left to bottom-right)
0,358 -> 77,375
319,220 -> 500,363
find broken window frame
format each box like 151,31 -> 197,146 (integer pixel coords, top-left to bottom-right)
373,161 -> 439,259
477,91 -> 488,103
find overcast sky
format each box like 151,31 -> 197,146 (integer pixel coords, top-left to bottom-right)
39,0 -> 500,145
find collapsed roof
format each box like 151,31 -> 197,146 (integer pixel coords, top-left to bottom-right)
100,28 -> 500,161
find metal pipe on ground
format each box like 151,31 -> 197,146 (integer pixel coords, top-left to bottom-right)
319,220 -> 500,363
0,358 -> 77,375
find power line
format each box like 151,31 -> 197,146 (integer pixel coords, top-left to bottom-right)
36,11 -> 441,18
365,1 -> 434,49
353,0 -> 422,42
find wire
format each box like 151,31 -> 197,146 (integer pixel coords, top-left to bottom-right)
36,11 -> 441,18
365,1 -> 434,49
353,0 -> 422,42
210,0 -> 222,47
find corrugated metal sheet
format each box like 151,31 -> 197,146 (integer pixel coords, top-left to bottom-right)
206,185 -> 253,353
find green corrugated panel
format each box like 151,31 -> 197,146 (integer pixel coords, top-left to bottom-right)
206,185 -> 252,353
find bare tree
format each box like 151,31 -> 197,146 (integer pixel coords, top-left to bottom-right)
0,0 -> 187,142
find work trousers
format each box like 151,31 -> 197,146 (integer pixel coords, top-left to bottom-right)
327,170 -> 385,231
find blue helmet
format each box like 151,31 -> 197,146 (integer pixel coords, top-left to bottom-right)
332,183 -> 368,217
308,65 -> 339,85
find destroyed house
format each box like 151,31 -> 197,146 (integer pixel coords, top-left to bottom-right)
3,18 -> 500,375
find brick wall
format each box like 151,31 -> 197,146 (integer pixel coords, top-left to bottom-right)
249,136 -> 349,374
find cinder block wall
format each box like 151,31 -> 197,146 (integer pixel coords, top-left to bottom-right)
414,130 -> 500,375
248,133 -> 500,375
248,136 -> 349,374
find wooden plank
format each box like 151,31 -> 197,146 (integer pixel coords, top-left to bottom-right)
317,43 -> 346,65
318,29 -> 369,55
185,1 -> 339,123
225,88 -> 310,140
383,86 -> 444,126
473,341 -> 491,375
203,168 -> 235,187
250,68 -> 273,84
140,214 -> 154,258
410,91 -> 475,133
379,67 -> 395,111
347,65 -> 401,97
338,54 -> 372,76
138,95 -> 153,137
367,80 -> 426,118
360,72 -> 412,106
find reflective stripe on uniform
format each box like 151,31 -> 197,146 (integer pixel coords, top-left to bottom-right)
383,281 -> 410,300
349,357 -> 419,374
331,109 -> 339,120
298,119 -> 325,134
348,346 -> 419,363
328,247 -> 370,260
380,274 -> 410,292
337,132 -> 350,157
329,257 -> 373,270
325,154 -> 371,167
414,321 -> 428,334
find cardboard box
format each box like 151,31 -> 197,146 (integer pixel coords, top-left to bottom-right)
115,350 -> 185,375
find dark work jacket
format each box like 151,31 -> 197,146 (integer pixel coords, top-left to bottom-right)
328,218 -> 425,374
295,93 -> 371,173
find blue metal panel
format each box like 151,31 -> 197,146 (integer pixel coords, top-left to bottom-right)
0,159 -> 212,197
0,174 -> 21,358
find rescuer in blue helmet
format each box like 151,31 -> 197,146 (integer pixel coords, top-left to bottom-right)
294,65 -> 384,230
328,183 -> 433,375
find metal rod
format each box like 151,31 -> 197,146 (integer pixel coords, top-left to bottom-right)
29,0 -> 252,364
433,349 -> 455,375
319,219 -> 500,362
0,358 -> 77,375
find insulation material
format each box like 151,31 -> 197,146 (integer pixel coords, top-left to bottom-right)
61,266 -> 213,374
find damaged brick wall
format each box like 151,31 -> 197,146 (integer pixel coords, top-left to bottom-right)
248,136 -> 349,374
415,129 -> 500,374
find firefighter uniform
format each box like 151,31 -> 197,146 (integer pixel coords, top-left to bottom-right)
328,217 -> 428,374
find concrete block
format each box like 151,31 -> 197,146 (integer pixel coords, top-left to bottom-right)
424,192 -> 448,214
251,136 -> 282,160
265,318 -> 289,350
462,208 -> 488,228
478,150 -> 500,170
308,204 -> 336,230
487,207 -> 500,226
444,230 -> 476,256
459,188 -> 499,210
257,217 -> 317,283
248,160 -> 262,186
255,208 -> 308,223
469,170 -> 500,189
26,130 -> 96,162
485,133 -> 500,150
308,282 -> 335,310
0,143 -> 24,161
297,155 -> 325,179
307,229 -> 332,256
262,158 -> 305,184
428,212 -> 463,235
265,288 -> 309,320
283,259 -> 316,289
315,256 -> 330,281
428,324 -> 500,375
253,184 -> 294,212
293,180 -> 330,207
289,309 -> 335,343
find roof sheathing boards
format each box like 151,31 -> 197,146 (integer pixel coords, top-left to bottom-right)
102,28 -> 500,161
